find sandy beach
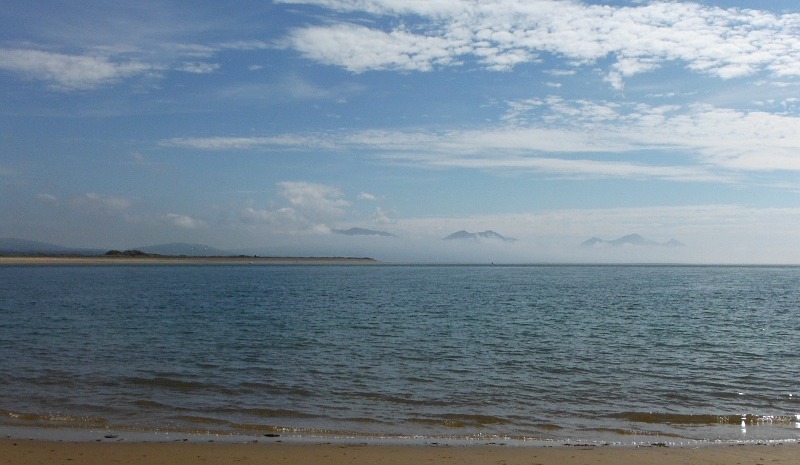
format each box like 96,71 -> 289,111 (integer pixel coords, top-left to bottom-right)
1,439 -> 798,465
0,255 -> 379,265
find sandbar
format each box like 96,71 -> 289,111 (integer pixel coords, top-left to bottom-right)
0,255 -> 378,265
1,439 -> 798,465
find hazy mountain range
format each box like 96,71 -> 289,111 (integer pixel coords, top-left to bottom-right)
0,238 -> 227,256
2,228 -> 519,257
332,227 -> 396,237
443,230 -> 517,242
581,234 -> 685,248
0,238 -> 105,255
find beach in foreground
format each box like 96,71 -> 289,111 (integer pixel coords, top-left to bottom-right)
1,440 -> 798,465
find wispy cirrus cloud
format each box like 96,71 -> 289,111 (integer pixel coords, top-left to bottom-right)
160,134 -> 335,150
158,98 -> 800,180
0,0 -> 276,91
176,62 -> 219,74
50,193 -> 134,218
0,48 -> 151,90
280,0 -> 800,87
81,193 -> 132,210
499,97 -> 800,172
163,213 -> 206,229
36,193 -> 58,202
427,157 -> 722,182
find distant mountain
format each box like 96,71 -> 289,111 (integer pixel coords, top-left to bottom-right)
332,227 -> 396,237
581,237 -> 606,247
134,243 -> 228,256
0,237 -> 104,255
581,234 -> 685,248
608,234 -> 660,247
443,230 -> 516,242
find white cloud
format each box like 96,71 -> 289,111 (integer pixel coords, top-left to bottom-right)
287,23 -> 458,72
357,191 -> 378,200
426,157 -> 723,182
372,206 -> 396,224
177,62 -> 219,74
546,69 -> 576,76
217,40 -> 270,51
506,98 -> 800,171
160,134 -> 333,150
161,98 -> 800,179
238,181 -> 351,233
216,74 -> 364,103
83,193 -> 132,210
280,0 -> 800,86
241,206 -> 298,224
279,181 -> 350,222
0,48 -> 150,90
0,33 -> 262,91
375,100 -> 800,174
164,213 -> 205,229
36,193 -> 58,202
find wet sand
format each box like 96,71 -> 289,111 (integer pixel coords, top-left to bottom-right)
1,439 -> 798,465
0,255 -> 378,265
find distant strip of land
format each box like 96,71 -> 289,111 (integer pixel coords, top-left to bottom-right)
0,253 -> 378,265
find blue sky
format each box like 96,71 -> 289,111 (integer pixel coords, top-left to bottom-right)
2,0 -> 800,262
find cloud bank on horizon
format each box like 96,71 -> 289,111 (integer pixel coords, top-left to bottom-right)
2,0 -> 800,263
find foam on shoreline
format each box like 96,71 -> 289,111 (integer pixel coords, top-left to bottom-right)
1,424 -> 797,449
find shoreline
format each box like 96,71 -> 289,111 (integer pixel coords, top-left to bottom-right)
2,423 -> 797,448
1,438 -> 797,465
0,255 -> 379,265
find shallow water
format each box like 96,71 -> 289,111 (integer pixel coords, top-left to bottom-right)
1,264 -> 799,444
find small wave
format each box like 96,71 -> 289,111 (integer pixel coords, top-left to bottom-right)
176,415 -> 230,425
532,423 -> 563,431
244,408 -> 318,418
133,400 -> 166,408
170,416 -> 312,434
212,407 -> 318,419
228,422 -> 284,431
613,412 -> 799,425
195,363 -> 219,369
1,409 -> 106,426
343,417 -> 384,424
124,376 -> 209,391
341,391 -> 453,407
407,414 -> 509,428
589,427 -> 682,437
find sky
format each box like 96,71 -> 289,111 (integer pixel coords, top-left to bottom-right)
2,0 -> 800,263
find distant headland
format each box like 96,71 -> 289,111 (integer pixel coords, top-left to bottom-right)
0,238 -> 378,265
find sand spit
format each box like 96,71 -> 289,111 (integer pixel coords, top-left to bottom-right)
0,254 -> 379,265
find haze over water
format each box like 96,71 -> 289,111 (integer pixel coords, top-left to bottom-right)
1,264 -> 799,445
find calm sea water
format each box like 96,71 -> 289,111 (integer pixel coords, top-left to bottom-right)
1,264 -> 799,445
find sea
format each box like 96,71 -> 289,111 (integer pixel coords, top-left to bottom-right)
1,264 -> 799,446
